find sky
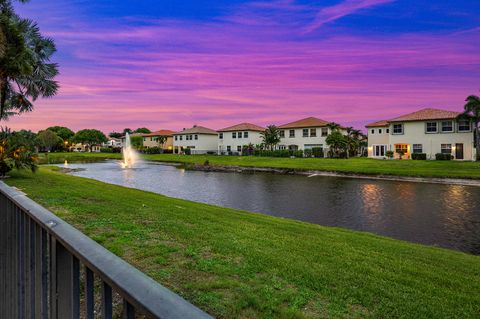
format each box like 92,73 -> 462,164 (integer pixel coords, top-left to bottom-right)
9,0 -> 480,133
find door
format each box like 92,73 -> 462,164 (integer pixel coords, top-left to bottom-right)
455,143 -> 464,160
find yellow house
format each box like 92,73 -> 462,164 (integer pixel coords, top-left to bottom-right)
142,130 -> 175,151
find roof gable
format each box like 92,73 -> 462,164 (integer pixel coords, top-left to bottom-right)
218,123 -> 265,132
279,117 -> 330,129
388,108 -> 461,122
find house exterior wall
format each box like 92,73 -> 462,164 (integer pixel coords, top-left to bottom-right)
367,120 -> 475,160
218,130 -> 263,154
277,127 -> 346,152
143,136 -> 173,150
173,134 -> 218,154
367,126 -> 390,157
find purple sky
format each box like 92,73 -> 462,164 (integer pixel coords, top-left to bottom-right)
9,0 -> 480,133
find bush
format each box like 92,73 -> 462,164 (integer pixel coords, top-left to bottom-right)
100,147 -> 113,153
184,148 -> 191,155
144,147 -> 163,154
292,150 -> 304,158
411,153 -> 427,160
312,147 -> 324,158
304,149 -> 313,158
385,150 -> 394,159
206,151 -> 216,155
435,153 -> 453,160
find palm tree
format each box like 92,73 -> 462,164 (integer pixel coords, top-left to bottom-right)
261,125 -> 281,151
458,95 -> 480,160
327,122 -> 341,131
154,135 -> 167,148
0,1 -> 59,120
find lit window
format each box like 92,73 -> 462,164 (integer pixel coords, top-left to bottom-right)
441,121 -> 453,132
441,144 -> 452,154
310,128 -> 316,137
412,144 -> 423,153
393,124 -> 403,134
458,120 -> 471,132
289,130 -> 295,138
426,122 -> 437,133
302,129 -> 309,137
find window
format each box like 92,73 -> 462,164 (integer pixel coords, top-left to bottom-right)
289,130 -> 295,138
232,132 -> 236,138
244,132 -> 248,138
302,129 -> 309,137
227,146 -> 231,152
179,135 -> 183,141
441,121 -> 453,132
278,145 -> 286,150
321,128 -> 328,137
237,145 -> 241,152
143,138 -> 146,141
175,136 -> 178,141
238,132 -> 242,138
393,124 -> 403,134
279,130 -> 285,138
219,133 -> 223,139
441,144 -> 452,154
373,145 -> 386,157
412,144 -> 423,153
379,129 -> 382,134
310,128 -> 316,137
458,120 -> 471,132
426,122 -> 437,133
371,129 -> 374,134
386,129 -> 390,134
395,144 -> 408,154
194,134 -> 198,140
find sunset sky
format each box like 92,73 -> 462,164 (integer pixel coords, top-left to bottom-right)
10,0 -> 480,133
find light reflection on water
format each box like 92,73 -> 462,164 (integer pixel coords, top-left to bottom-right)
59,160 -> 480,254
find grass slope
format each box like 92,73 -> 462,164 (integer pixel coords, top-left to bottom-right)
41,152 -> 480,179
6,167 -> 480,318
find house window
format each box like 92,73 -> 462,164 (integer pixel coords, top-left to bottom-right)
426,122 -> 438,133
289,130 -> 295,138
226,146 -> 231,152
232,132 -> 236,139
194,135 -> 198,140
219,133 -> 223,139
278,145 -> 286,150
441,144 -> 452,154
175,136 -> 178,141
244,132 -> 249,138
237,145 -> 242,152
310,129 -> 316,137
279,130 -> 285,138
386,128 -> 389,134
179,136 -> 183,141
373,145 -> 386,157
458,120 -> 471,132
412,144 -> 423,153
321,128 -> 328,137
393,124 -> 404,134
379,129 -> 382,134
238,132 -> 242,138
302,129 -> 309,137
441,121 -> 453,132
371,129 -> 374,134
395,144 -> 408,154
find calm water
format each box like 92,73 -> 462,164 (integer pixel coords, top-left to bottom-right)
60,160 -> 480,254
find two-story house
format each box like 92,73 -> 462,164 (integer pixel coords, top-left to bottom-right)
366,108 -> 475,160
277,117 -> 346,155
173,125 -> 218,154
142,130 -> 175,151
217,123 -> 265,155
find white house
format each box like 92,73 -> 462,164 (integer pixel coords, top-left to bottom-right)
218,123 -> 265,155
277,117 -> 346,154
173,125 -> 218,154
366,108 -> 475,160
103,137 -> 122,148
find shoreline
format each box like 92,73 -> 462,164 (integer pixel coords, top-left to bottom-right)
187,163 -> 480,186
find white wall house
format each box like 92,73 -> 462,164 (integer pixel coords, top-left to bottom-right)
366,108 -> 475,160
277,117 -> 346,155
218,123 -> 265,155
173,125 -> 218,154
103,138 -> 122,148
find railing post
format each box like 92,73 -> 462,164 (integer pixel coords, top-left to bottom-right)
102,281 -> 113,319
85,267 -> 95,319
56,241 -> 80,319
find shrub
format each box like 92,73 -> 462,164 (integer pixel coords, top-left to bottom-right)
184,148 -> 191,155
411,153 -> 427,160
312,147 -> 324,158
206,151 -> 216,155
435,153 -> 453,160
304,149 -> 313,157
385,150 -> 394,159
292,150 -> 304,158
100,147 -> 113,153
144,147 -> 163,154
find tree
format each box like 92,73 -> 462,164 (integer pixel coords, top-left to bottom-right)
109,131 -> 123,138
458,95 -> 480,160
0,1 -> 59,120
130,135 -> 143,150
134,127 -> 151,134
261,125 -> 281,151
46,126 -> 74,141
326,130 -> 348,158
36,129 -> 61,152
154,135 -> 167,147
11,128 -> 37,150
72,129 -> 107,151
0,126 -> 37,177
327,122 -> 341,131
123,128 -> 132,134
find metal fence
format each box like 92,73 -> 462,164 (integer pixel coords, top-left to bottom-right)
0,182 -> 213,319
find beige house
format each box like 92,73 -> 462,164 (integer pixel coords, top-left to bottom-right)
173,125 -> 218,154
218,123 -> 265,155
277,117 -> 346,154
366,108 -> 475,160
142,130 -> 175,151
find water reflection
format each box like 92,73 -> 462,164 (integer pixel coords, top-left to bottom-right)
59,161 -> 480,255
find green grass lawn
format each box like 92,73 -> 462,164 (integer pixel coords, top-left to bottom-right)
41,152 -> 480,179
6,167 -> 480,318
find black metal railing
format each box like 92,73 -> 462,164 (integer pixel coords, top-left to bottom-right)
0,182 -> 213,319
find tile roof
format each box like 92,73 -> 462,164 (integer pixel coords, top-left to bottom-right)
388,108 -> 461,122
218,123 -> 265,132
365,120 -> 389,127
173,125 -> 217,135
142,130 -> 175,137
278,117 -> 331,129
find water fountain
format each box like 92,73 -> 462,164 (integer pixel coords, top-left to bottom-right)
122,132 -> 138,168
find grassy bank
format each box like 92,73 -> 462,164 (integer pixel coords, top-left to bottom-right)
6,167 -> 480,318
40,152 -> 480,179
